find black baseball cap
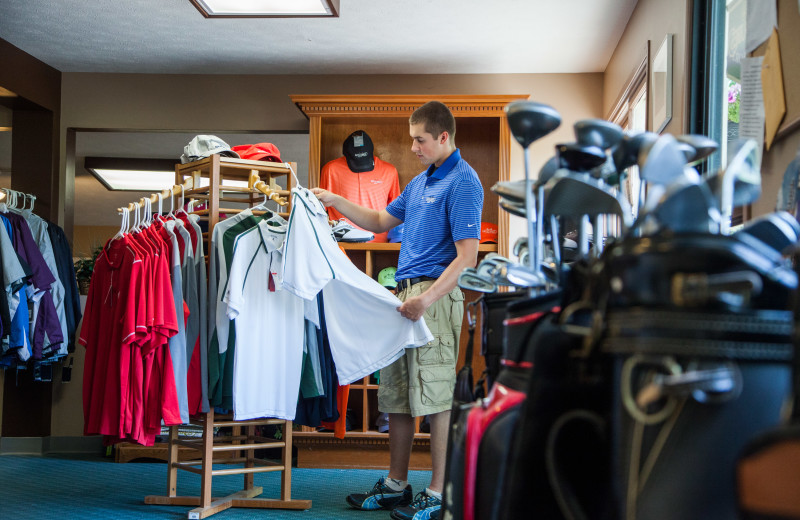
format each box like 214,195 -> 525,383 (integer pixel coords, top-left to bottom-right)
343,130 -> 375,173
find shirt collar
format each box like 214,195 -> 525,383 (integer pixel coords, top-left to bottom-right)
257,220 -> 285,253
426,148 -> 461,180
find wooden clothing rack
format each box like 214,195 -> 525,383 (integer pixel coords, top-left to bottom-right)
144,412 -> 310,518
141,155 -> 310,518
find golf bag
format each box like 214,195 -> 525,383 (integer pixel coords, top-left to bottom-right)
499,261 -> 617,520
600,232 -> 796,520
480,290 -> 528,389
734,243 -> 800,520
460,291 -> 561,520
442,298 -> 486,520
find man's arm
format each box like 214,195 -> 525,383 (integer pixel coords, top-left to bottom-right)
311,187 -> 401,233
397,238 -> 479,321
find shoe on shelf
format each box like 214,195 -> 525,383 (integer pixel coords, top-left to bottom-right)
390,491 -> 442,520
331,219 -> 374,243
346,477 -> 412,511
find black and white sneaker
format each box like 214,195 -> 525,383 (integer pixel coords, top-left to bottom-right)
346,477 -> 413,510
331,219 -> 374,243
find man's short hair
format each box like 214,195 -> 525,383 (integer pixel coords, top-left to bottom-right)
410,101 -> 456,140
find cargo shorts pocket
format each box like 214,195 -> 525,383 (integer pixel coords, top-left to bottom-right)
417,334 -> 456,366
419,366 -> 455,406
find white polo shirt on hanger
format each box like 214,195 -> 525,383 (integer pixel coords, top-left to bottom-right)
224,221 -> 304,421
282,187 -> 433,385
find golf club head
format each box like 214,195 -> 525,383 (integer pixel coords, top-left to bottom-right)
538,156 -> 560,185
776,157 -> 800,213
484,252 -> 514,264
639,134 -> 689,186
504,263 -> 546,289
478,257 -> 518,287
612,131 -> 659,173
556,143 -> 608,172
544,172 -> 633,228
457,267 -> 497,293
491,180 -> 526,204
675,134 -> 719,166
505,101 -> 562,149
491,156 -> 563,204
649,174 -> 722,234
709,139 -> 761,232
512,237 -> 527,257
574,119 -> 624,150
518,247 -> 530,267
499,199 -> 527,218
733,211 -> 800,255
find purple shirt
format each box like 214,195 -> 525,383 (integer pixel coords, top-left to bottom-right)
3,212 -> 63,359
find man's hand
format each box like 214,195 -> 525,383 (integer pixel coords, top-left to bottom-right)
311,187 -> 340,208
397,293 -> 431,322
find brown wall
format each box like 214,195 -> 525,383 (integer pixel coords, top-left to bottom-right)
0,37 -> 62,440
603,0 -> 691,135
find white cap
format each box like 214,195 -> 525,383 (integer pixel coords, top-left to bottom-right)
180,135 -> 239,164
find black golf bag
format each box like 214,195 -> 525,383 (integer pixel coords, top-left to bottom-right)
442,290 -> 560,520
600,232 -> 796,520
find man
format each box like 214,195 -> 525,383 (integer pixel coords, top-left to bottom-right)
312,100 -> 484,520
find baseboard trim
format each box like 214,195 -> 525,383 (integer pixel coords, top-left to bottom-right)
0,435 -> 104,455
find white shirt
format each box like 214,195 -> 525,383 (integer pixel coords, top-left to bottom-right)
282,187 -> 434,385
224,221 -> 304,421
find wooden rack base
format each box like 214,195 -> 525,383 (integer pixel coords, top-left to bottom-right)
144,409 -> 311,519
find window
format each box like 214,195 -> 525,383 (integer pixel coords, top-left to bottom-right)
609,51 -> 648,220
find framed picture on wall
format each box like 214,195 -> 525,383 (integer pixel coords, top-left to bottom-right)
651,33 -> 673,133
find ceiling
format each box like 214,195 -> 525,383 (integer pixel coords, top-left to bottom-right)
1,0 -> 639,227
0,0 -> 637,74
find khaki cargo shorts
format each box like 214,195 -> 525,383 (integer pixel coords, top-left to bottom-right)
377,280 -> 465,417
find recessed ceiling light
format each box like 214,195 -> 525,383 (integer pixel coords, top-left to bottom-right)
190,0 -> 339,17
84,157 -> 250,191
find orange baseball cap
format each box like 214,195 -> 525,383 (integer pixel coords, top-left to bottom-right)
480,222 -> 498,243
232,143 -> 282,162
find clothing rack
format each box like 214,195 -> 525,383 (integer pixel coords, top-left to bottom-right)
136,155 -> 309,518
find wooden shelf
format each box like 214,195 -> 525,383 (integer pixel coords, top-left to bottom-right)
291,93 -> 522,469
293,431 -> 431,470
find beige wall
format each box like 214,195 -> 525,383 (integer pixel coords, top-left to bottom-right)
603,0 -> 691,135
72,226 -> 118,259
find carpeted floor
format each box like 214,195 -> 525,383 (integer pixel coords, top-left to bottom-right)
0,453 -> 432,519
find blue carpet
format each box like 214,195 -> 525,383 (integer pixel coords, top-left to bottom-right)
0,454 -> 432,519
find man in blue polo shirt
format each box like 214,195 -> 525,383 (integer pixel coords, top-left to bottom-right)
312,100 -> 483,520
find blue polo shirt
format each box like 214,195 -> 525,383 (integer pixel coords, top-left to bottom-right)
386,149 -> 484,281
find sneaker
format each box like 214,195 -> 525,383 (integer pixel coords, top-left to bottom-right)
390,491 -> 442,520
346,477 -> 412,511
331,219 -> 374,243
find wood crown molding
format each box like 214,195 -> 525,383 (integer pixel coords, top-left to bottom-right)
290,94 -> 529,118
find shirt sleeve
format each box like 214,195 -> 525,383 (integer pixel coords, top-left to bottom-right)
448,175 -> 484,242
385,181 -> 409,222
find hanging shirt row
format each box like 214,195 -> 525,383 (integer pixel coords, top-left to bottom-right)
80,201 -> 203,445
81,181 -> 432,446
0,192 -> 82,376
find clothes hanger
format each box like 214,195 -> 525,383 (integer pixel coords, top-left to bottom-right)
113,207 -> 128,240
165,186 -> 176,220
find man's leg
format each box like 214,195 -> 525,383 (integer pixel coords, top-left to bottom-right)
427,408 -> 451,493
388,412 -> 416,481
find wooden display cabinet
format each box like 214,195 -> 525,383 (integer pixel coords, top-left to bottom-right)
290,94 -> 525,469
